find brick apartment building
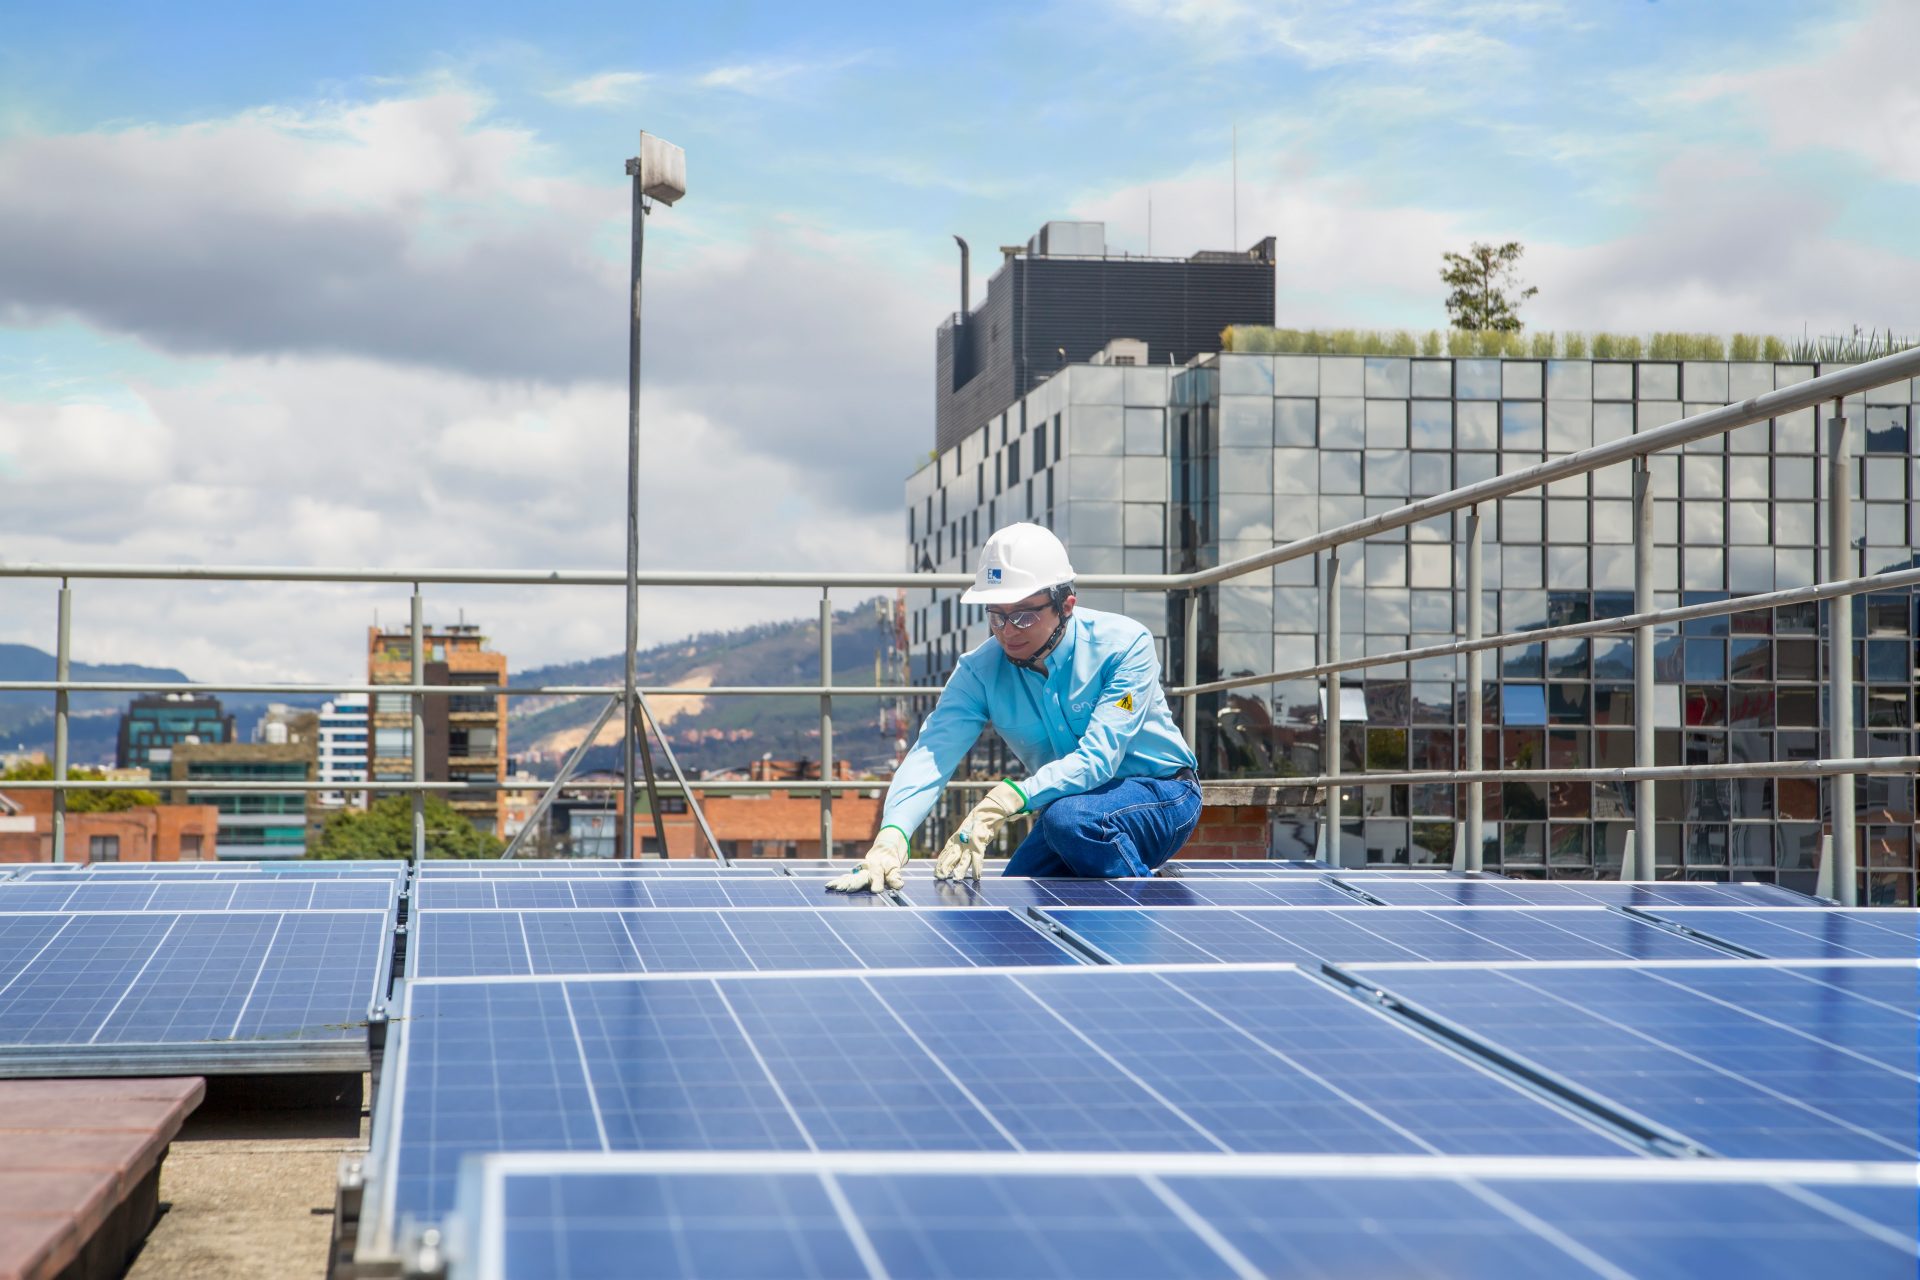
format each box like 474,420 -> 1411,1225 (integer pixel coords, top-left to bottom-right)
367,623 -> 509,837
633,789 -> 885,860
0,788 -> 219,864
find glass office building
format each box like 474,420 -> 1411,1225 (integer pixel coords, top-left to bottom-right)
905,349 -> 1918,903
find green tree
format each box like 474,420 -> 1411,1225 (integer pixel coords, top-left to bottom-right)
0,761 -> 160,811
311,793 -> 504,859
1441,241 -> 1538,332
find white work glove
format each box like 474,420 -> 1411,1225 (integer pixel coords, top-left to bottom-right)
824,827 -> 910,893
934,781 -> 1026,881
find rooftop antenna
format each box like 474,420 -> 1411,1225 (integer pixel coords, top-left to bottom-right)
1231,124 -> 1239,249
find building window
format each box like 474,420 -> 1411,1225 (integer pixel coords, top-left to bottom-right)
179,834 -> 204,861
374,727 -> 414,758
89,835 -> 120,863
374,692 -> 411,714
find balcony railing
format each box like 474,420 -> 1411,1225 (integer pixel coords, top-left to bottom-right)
4,345 -> 1919,903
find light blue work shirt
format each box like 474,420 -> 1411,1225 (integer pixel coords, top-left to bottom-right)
880,607 -> 1197,840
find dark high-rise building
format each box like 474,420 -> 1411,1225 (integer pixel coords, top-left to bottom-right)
935,221 -> 1275,453
116,692 -> 234,774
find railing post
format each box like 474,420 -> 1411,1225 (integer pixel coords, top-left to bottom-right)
819,588 -> 833,861
1463,509 -> 1483,872
1827,400 -> 1857,905
411,585 -> 426,867
52,581 -> 71,863
1323,549 -> 1342,866
1181,590 -> 1198,747
1632,459 -> 1656,881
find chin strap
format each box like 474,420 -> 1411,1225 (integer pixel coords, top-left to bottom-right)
1008,614 -> 1069,672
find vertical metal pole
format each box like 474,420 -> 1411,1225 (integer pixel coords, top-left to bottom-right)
819,589 -> 834,860
1323,550 -> 1342,867
1827,401 -> 1857,906
1632,460 -> 1656,881
1182,591 -> 1198,745
411,587 -> 425,866
52,581 -> 70,863
1463,511 -> 1484,873
621,159 -> 647,859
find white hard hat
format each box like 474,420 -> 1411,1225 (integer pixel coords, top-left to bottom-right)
961,523 -> 1076,605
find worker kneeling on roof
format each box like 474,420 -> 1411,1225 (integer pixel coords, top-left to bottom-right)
827,522 -> 1199,892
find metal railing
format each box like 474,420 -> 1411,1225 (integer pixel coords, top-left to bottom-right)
4,344 -> 1918,902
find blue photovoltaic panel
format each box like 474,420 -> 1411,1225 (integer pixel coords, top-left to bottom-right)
379,966 -> 1630,1230
0,910 -> 387,1054
418,859 -> 756,876
89,859 -> 405,874
901,875 -> 1363,909
0,878 -> 394,913
416,876 -> 883,910
1638,908 -> 1919,960
1046,906 -> 1731,966
410,907 -> 1082,977
1347,961 -> 1920,1161
451,1157 -> 1917,1280
1164,859 -> 1334,871
1340,877 -> 1815,908
1172,1169 -> 1915,1280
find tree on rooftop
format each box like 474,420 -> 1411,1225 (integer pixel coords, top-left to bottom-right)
311,792 -> 503,859
1,760 -> 159,811
1441,241 -> 1538,333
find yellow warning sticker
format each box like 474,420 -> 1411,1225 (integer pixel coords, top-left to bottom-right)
1114,693 -> 1135,713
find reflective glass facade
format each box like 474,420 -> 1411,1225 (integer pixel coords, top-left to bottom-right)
906,353 -> 1918,903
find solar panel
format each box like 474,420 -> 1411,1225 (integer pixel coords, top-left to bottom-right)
0,878 -> 396,913
1631,908 -> 1920,960
414,875 -> 887,910
1165,859 -> 1333,870
1339,960 -> 1920,1161
0,909 -> 391,1074
448,1153 -> 1919,1280
420,859 -> 758,876
12,861 -> 408,882
1338,877 -> 1818,908
409,907 -> 1084,978
85,859 -> 407,874
898,876 -> 1367,909
1042,906 -> 1733,966
366,965 -> 1633,1242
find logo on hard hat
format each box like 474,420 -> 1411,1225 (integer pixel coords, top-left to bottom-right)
986,567 -> 1003,583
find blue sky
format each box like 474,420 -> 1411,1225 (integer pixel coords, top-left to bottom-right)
0,0 -> 1913,681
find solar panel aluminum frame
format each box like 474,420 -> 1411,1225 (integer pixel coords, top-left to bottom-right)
439,1149 -> 1920,1280
399,904 -> 1084,980
0,896 -> 401,1078
0,874 -> 402,915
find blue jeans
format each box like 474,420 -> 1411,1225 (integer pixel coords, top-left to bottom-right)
1003,775 -> 1202,878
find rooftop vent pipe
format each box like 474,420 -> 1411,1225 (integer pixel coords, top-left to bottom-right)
953,235 -> 970,317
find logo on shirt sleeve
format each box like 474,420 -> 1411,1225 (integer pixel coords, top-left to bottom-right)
1112,693 -> 1135,714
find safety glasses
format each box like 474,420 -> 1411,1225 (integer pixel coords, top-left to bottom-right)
985,606 -> 1051,632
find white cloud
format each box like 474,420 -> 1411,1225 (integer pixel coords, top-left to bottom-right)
0,86 -> 950,684
1078,141 -> 1919,336
546,70 -> 648,107
0,350 -> 902,684
0,89 -> 616,382
694,53 -> 870,98
1682,1 -> 1920,185
1107,0 -> 1569,69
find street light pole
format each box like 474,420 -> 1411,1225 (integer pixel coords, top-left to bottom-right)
620,134 -> 686,859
